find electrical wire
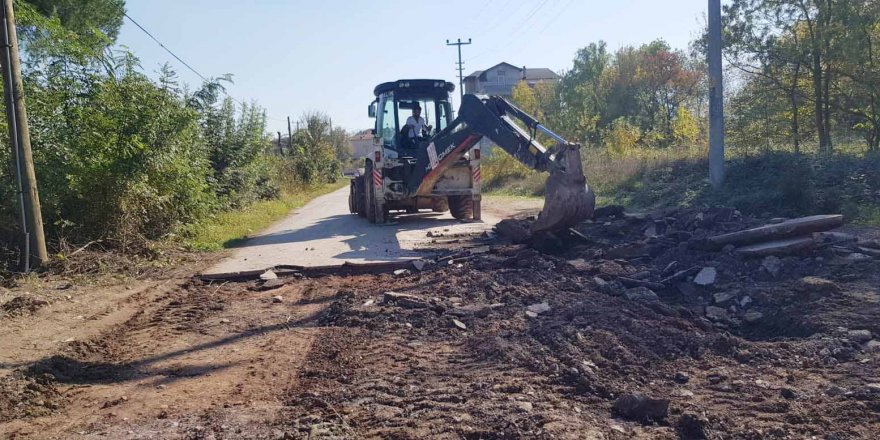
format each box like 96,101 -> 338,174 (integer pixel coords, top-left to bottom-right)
122,12 -> 285,123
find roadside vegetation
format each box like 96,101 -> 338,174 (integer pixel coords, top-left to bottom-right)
484,1 -> 880,225
0,1 -> 350,273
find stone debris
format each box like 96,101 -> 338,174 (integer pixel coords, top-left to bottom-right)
526,302 -> 551,314
693,267 -> 717,286
624,287 -> 659,302
451,319 -> 467,330
383,291 -> 430,309
848,329 -> 873,343
761,256 -> 782,277
259,270 -> 278,281
796,277 -> 840,295
612,392 -> 669,423
271,295 -> 283,303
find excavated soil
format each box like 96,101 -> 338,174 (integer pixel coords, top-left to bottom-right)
1,207 -> 879,439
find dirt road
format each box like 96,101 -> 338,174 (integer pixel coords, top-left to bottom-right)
203,188 -> 522,276
2,202 -> 879,439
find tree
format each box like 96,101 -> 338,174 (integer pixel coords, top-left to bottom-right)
17,0 -> 125,61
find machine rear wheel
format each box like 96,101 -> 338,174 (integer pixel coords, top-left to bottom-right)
448,195 -> 474,220
365,161 -> 386,224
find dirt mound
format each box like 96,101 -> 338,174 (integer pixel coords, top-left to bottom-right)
0,372 -> 65,423
1,296 -> 49,318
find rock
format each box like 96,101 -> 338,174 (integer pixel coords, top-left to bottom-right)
605,243 -> 647,259
271,295 -> 283,303
671,388 -> 695,398
797,276 -> 840,295
393,269 -> 411,277
705,306 -> 729,322
259,270 -> 278,281
742,311 -> 764,323
676,413 -> 709,439
761,256 -> 782,277
526,302 -> 551,314
384,291 -> 430,309
739,295 -> 753,308
865,340 -> 880,353
515,401 -> 533,412
593,205 -> 625,218
259,278 -> 286,290
612,392 -> 669,423
412,260 -> 426,271
858,246 -> 880,257
846,252 -> 872,262
644,223 -> 658,238
451,319 -> 467,330
780,388 -> 798,400
363,299 -> 375,307
525,310 -> 539,318
219,318 -> 231,324
693,267 -> 717,286
713,291 -> 736,305
848,329 -> 873,343
674,372 -> 690,384
624,287 -> 659,302
593,276 -> 608,287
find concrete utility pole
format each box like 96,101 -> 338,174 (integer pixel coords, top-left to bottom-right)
446,38 -> 471,101
287,116 -> 293,153
1,0 -> 47,271
708,0 -> 725,188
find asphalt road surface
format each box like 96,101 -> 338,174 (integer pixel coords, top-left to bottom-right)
202,187 -> 507,276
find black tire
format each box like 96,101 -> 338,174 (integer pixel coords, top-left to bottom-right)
355,177 -> 366,217
365,162 -> 376,223
448,195 -> 474,220
431,197 -> 449,213
365,161 -> 386,224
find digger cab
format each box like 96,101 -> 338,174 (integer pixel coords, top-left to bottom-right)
369,80 -> 455,152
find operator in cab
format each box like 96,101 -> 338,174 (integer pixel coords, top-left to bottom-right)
402,102 -> 432,145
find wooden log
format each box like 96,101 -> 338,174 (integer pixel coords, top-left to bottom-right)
734,236 -> 815,257
709,215 -> 843,247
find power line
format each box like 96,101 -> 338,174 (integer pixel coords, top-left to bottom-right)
123,12 -> 209,83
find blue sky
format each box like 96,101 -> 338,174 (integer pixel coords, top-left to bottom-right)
117,1 -> 710,133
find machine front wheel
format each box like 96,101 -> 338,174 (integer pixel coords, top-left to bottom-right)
448,195 -> 474,220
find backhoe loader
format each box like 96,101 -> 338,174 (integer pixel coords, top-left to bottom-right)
349,79 -> 595,233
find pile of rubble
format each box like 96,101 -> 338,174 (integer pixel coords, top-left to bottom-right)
496,206 -> 879,332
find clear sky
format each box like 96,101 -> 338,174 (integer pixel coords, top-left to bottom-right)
116,0 -> 710,134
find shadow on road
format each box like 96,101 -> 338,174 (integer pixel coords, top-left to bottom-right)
224,212 -> 474,262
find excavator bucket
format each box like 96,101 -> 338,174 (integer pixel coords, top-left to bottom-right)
531,143 -> 596,234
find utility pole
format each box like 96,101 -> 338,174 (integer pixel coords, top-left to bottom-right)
276,131 -> 282,154
446,38 -> 471,102
708,0 -> 725,188
1,0 -> 47,271
286,116 -> 293,154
